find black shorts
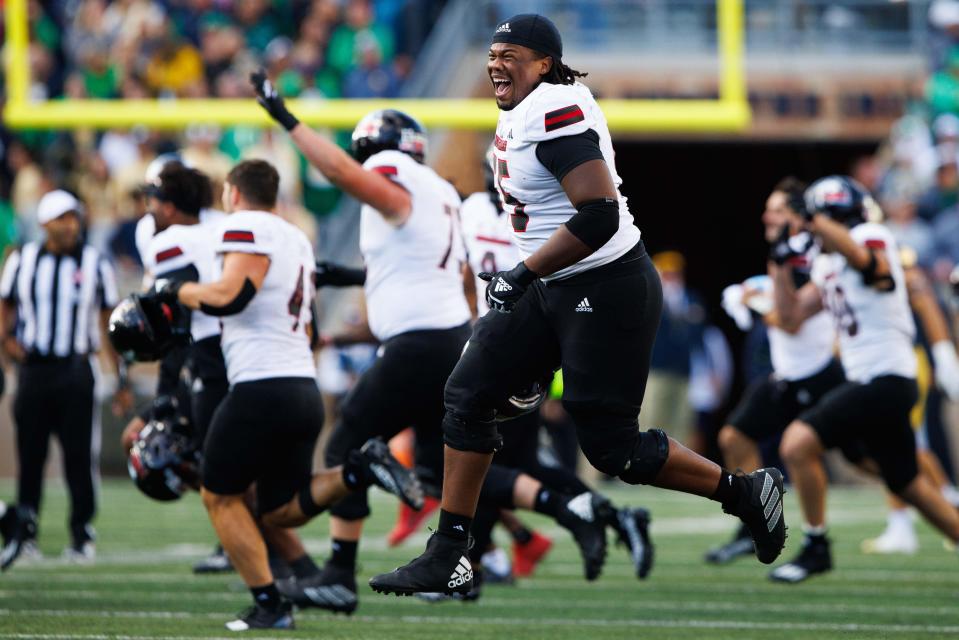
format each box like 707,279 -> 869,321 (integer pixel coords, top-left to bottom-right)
202,377 -> 323,513
800,375 -> 919,493
728,358 -> 845,442
324,323 -> 470,519
450,242 -> 662,477
190,336 -> 229,449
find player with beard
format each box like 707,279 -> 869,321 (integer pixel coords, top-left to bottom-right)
705,178 -> 844,564
369,14 -> 787,598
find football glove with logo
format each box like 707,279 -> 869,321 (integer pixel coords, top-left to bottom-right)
479,262 -> 537,313
251,70 -> 300,132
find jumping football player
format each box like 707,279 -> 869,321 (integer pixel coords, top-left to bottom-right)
369,13 -> 787,597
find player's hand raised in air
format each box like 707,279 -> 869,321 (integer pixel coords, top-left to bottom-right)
479,262 -> 537,313
250,69 -> 300,132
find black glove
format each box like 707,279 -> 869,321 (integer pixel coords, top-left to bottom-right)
250,69 -> 300,132
314,261 -> 367,288
147,278 -> 184,306
787,190 -> 811,222
479,262 -> 537,313
768,225 -> 800,266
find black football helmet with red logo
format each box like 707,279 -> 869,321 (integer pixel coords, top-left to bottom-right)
108,293 -> 191,362
804,175 -> 869,228
128,405 -> 200,502
351,109 -> 427,164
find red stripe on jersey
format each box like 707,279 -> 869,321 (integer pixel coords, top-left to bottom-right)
373,165 -> 398,176
155,247 -> 184,263
494,135 -> 507,151
785,256 -> 808,267
223,230 -> 255,243
476,235 -> 512,246
864,239 -> 886,250
544,105 -> 585,132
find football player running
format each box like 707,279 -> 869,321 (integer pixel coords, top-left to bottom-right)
771,176 -> 959,583
370,13 -> 787,598
706,178 -> 844,564
145,159 -> 421,631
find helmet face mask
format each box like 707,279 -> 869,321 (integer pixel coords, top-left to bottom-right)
351,109 -> 427,164
128,417 -> 199,502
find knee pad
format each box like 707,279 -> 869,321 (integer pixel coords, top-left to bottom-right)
329,489 -> 371,521
619,428 -> 670,485
442,412 -> 503,454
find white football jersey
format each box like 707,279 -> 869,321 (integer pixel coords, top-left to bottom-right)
143,212 -> 226,342
359,150 -> 471,341
135,208 -> 225,265
214,211 -> 316,384
765,234 -> 835,381
460,192 -> 519,317
811,223 -> 916,383
492,81 -> 641,281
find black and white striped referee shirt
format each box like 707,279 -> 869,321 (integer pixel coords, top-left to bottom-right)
0,242 -> 119,359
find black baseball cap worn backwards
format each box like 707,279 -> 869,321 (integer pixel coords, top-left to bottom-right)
491,14 -> 563,61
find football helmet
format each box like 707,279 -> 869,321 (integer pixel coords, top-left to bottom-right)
128,411 -> 200,502
351,109 -> 427,164
108,294 -> 191,362
804,176 -> 870,228
494,371 -> 555,422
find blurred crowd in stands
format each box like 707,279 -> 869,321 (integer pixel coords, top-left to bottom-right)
0,0 -> 447,280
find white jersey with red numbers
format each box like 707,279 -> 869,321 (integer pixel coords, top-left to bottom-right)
492,81 -> 640,281
214,211 -> 316,384
460,191 -> 519,317
143,212 -> 226,342
359,150 -> 470,341
811,222 -> 916,383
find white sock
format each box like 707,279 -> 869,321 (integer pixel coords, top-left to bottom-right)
803,523 -> 827,537
887,508 -> 912,531
941,485 -> 959,507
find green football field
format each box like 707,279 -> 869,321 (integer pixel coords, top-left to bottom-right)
1,478 -> 958,640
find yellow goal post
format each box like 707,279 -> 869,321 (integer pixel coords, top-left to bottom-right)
3,0 -> 749,132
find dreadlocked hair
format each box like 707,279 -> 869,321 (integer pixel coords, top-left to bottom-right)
539,56 -> 587,85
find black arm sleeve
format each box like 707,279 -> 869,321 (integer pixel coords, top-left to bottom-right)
564,198 -> 620,250
199,278 -> 257,317
314,262 -> 366,287
155,264 -> 200,284
534,129 -> 604,182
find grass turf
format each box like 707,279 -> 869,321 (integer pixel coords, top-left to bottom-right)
1,478 -> 958,639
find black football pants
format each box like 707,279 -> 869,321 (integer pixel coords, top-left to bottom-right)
14,357 -> 97,544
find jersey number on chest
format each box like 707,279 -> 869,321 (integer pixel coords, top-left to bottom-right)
495,158 -> 529,233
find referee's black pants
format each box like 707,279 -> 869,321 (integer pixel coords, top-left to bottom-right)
14,356 -> 97,543
444,242 -> 669,485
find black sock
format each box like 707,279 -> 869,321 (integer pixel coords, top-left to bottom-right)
250,583 -> 281,611
511,526 -> 533,545
290,554 -> 321,579
330,538 -> 358,569
711,469 -> 748,510
532,487 -> 565,519
438,509 -> 471,541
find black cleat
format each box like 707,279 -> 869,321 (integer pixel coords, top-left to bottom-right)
614,507 -> 654,579
704,523 -> 754,565
225,600 -> 294,631
356,438 -> 425,511
369,532 -> 472,596
415,566 -> 483,603
279,561 -> 358,614
193,545 -> 234,574
769,534 -> 832,583
556,492 -> 608,581
723,468 -> 787,565
1,506 -> 38,572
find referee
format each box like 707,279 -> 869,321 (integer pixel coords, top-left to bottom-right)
0,190 -> 132,571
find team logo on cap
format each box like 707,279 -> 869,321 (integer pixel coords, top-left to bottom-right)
496,22 -> 511,33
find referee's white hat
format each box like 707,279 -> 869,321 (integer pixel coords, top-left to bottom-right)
37,190 -> 83,225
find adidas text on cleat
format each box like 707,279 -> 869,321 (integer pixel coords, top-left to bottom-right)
704,523 -> 755,565
279,561 -> 358,614
358,438 -> 425,511
369,532 -> 472,596
224,601 -> 294,632
616,507 -> 654,579
770,534 -> 832,583
724,468 -> 787,564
